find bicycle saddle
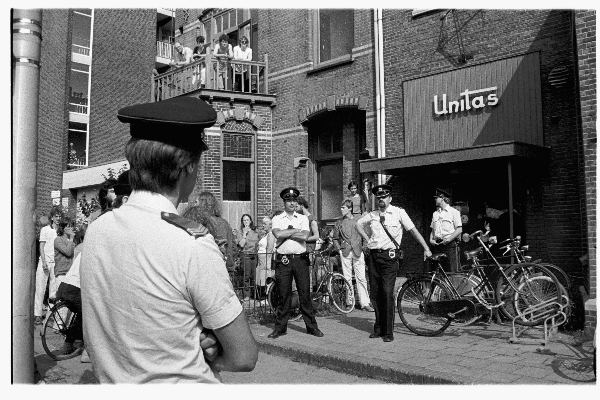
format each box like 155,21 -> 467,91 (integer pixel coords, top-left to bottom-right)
464,247 -> 482,260
430,253 -> 447,261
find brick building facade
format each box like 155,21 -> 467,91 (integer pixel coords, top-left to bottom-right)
32,8 -> 595,329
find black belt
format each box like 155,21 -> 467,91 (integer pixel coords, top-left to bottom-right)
370,248 -> 395,253
276,253 -> 308,258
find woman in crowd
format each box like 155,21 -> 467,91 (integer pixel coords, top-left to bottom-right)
53,217 -> 76,299
236,214 -> 259,300
192,35 -> 209,88
255,215 -> 275,302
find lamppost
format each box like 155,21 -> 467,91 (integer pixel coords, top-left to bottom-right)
12,9 -> 42,383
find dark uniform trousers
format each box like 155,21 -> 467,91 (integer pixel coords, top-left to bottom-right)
432,241 -> 460,272
368,250 -> 400,337
274,253 -> 318,332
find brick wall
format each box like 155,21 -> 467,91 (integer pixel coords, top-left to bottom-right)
382,9 -> 587,274
89,9 -> 156,167
574,10 -> 596,330
36,9 -> 71,216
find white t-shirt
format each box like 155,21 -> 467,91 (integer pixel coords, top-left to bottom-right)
39,225 -> 57,263
81,191 -> 242,383
271,211 -> 310,254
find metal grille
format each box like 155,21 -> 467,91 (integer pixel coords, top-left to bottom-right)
223,132 -> 252,159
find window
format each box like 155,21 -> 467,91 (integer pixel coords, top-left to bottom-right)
223,161 -> 251,201
68,62 -> 89,114
67,122 -> 88,168
211,9 -> 251,47
72,9 -> 92,56
317,9 -> 354,63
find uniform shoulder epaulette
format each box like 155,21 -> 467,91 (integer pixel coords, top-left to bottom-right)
161,212 -> 209,238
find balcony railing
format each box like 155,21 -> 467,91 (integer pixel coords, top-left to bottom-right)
72,43 -> 91,56
67,156 -> 87,169
156,41 -> 173,60
68,102 -> 88,114
152,53 -> 269,101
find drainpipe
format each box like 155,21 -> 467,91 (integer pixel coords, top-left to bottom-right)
12,8 -> 42,383
373,9 -> 386,185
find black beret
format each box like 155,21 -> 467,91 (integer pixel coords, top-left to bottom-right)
434,188 -> 451,199
372,184 -> 392,198
280,187 -> 300,200
117,96 -> 217,152
114,170 -> 132,196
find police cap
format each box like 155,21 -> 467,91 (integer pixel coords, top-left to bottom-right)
434,188 -> 451,199
372,184 -> 392,199
114,170 -> 132,196
280,187 -> 300,201
117,96 -> 217,152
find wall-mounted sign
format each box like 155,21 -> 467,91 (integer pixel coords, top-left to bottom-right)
51,190 -> 61,199
433,87 -> 499,116
52,198 -> 60,206
61,197 -> 69,208
403,52 -> 543,155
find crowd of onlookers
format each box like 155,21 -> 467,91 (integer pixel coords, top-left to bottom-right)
163,33 -> 255,93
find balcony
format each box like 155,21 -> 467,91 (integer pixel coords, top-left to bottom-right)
156,40 -> 174,67
152,53 -> 275,105
68,102 -> 88,114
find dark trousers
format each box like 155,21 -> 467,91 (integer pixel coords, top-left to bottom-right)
55,282 -> 82,343
368,250 -> 400,338
274,254 -> 318,332
432,241 -> 460,272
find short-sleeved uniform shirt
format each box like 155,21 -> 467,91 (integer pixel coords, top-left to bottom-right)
431,204 -> 462,241
357,205 -> 415,250
39,225 -> 57,263
80,191 -> 242,383
271,211 -> 310,255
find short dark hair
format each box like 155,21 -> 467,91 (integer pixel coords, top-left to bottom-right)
341,199 -> 353,212
219,34 -> 229,43
347,180 -> 358,190
296,196 -> 309,209
240,36 -> 249,44
196,35 -> 205,44
125,138 -> 202,194
56,217 -> 72,236
48,206 -> 62,219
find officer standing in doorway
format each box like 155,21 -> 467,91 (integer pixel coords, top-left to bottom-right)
357,184 -> 432,342
429,188 -> 462,272
268,187 -> 323,339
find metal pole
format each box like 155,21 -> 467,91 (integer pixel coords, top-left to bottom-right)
507,159 -> 514,239
12,9 -> 42,383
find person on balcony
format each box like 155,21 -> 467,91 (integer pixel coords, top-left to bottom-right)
213,34 -> 233,90
233,36 -> 252,92
192,36 -> 209,88
171,42 -> 193,68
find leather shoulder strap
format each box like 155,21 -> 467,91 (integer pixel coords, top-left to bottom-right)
161,212 -> 209,238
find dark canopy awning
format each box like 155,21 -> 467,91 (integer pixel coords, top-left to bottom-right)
359,141 -> 549,174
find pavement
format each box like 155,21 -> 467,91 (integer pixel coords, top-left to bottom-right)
250,278 -> 597,384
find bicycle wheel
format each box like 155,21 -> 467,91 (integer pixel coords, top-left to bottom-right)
40,302 -> 83,361
496,263 -> 563,325
537,262 -> 571,290
396,277 -> 453,336
266,281 -> 302,321
327,273 -> 355,314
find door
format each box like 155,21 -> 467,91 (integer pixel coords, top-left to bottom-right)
317,160 -> 343,224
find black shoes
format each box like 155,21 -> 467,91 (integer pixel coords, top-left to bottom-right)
268,330 -> 287,339
369,332 -> 381,338
382,336 -> 394,342
306,328 -> 324,337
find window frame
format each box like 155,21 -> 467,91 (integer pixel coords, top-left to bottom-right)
220,130 -> 255,203
311,9 -> 355,70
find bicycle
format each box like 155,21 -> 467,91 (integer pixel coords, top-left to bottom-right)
396,230 -> 563,336
40,299 -> 84,360
266,249 -> 355,317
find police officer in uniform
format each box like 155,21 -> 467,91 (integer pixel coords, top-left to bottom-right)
268,187 -> 323,339
80,96 -> 257,383
357,184 -> 432,342
429,188 -> 462,272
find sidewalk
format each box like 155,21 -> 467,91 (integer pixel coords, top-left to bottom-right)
250,308 -> 596,384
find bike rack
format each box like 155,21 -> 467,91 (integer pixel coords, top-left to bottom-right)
508,295 -> 568,352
